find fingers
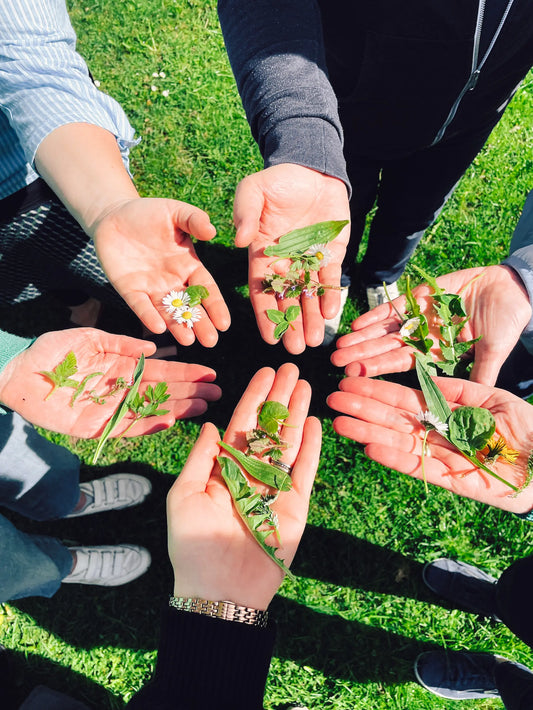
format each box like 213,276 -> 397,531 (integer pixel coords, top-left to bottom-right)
289,416 -> 322,499
223,367 -> 278,444
274,378 -> 312,466
81,329 -> 158,359
123,291 -> 168,334
173,204 -> 217,242
168,422 -> 221,493
233,176 -> 264,248
142,359 -> 217,384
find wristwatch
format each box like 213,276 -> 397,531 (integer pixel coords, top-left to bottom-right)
169,596 -> 268,628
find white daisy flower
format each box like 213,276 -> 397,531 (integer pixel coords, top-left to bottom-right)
159,71 -> 166,78
416,410 -> 448,436
152,72 -> 159,77
306,243 -> 332,267
151,85 -> 158,92
400,316 -> 421,338
162,89 -> 170,97
162,290 -> 190,313
173,306 -> 202,328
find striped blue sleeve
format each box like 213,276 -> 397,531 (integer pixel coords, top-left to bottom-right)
0,0 -> 139,174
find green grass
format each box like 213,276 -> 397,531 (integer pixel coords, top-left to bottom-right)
1,1 -> 532,708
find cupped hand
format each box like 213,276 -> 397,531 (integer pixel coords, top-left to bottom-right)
332,265 -> 532,386
92,197 -> 231,347
0,328 -> 221,437
167,363 -> 322,609
327,375 -> 533,513
233,164 -> 350,354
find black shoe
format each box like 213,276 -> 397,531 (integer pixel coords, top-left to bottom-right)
415,650 -> 530,700
423,558 -> 500,619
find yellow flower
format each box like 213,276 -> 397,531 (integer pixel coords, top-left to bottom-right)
482,435 -> 520,465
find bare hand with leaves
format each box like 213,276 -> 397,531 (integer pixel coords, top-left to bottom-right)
167,363 -> 321,609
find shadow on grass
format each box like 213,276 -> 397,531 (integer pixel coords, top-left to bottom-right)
1,648 -> 121,709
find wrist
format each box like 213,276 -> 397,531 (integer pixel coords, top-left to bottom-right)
169,596 -> 269,628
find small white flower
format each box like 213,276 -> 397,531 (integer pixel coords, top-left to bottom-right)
159,71 -> 166,78
416,410 -> 448,436
162,290 -> 190,313
400,316 -> 421,338
162,89 -> 170,97
173,306 -> 202,328
306,243 -> 332,267
151,85 -> 158,92
93,79 -> 101,88
152,72 -> 159,77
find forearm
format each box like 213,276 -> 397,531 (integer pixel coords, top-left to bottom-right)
35,123 -> 139,236
126,607 -> 276,710
218,0 -> 348,186
0,0 -> 137,178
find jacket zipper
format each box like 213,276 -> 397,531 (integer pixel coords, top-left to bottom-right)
431,0 -> 516,146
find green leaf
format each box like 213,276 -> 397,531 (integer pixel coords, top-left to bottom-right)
273,322 -> 289,339
55,351 -> 78,380
448,406 -> 496,454
258,401 -> 290,436
411,265 -> 444,297
185,285 -> 209,306
92,354 -> 145,464
69,371 -> 103,407
218,441 -> 292,491
266,309 -> 285,324
415,355 -> 452,424
263,220 -> 349,257
218,457 -> 294,580
285,305 -> 301,322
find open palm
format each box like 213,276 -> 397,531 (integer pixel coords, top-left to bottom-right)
327,375 -> 533,513
93,197 -> 231,347
0,328 -> 221,438
332,265 -> 531,385
167,363 -> 321,609
234,164 -> 350,353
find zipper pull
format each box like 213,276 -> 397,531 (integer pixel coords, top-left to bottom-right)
467,69 -> 481,91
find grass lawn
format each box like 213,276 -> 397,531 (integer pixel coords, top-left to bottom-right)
1,1 -> 532,708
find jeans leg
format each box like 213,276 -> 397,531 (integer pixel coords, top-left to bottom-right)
0,412 -> 80,521
0,514 -> 72,601
358,120 -> 497,286
495,661 -> 533,710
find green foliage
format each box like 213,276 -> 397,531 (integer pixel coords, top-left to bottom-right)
40,350 -> 103,405
258,401 -> 290,436
448,406 -> 496,455
263,219 -> 348,257
266,306 -> 301,339
5,3 -> 532,707
218,441 -> 292,491
184,284 -> 209,306
218,457 -> 294,579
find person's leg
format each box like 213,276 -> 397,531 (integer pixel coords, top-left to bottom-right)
19,685 -> 91,710
0,513 -> 73,601
495,661 -> 533,710
0,412 -> 81,521
358,120 -> 498,288
495,555 -> 533,648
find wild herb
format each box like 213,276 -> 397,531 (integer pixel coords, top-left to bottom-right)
246,401 -> 291,460
218,456 -> 294,579
40,351 -> 103,407
218,441 -> 292,491
262,220 -> 348,340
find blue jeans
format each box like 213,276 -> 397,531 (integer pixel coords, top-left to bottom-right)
0,412 -> 79,602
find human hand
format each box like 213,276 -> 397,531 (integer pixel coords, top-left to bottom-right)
331,265 -> 532,386
327,376 -> 533,513
0,328 -> 221,437
233,164 -> 350,354
92,197 -> 231,347
167,362 -> 321,609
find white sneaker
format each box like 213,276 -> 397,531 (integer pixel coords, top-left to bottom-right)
63,545 -> 151,586
65,473 -> 152,518
366,281 -> 400,310
322,286 -> 349,346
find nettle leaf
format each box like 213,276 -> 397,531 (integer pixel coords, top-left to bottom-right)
448,406 -> 496,455
267,309 -> 285,324
185,285 -> 209,306
218,441 -> 292,491
218,457 -> 294,579
263,219 -> 348,258
258,401 -> 290,436
56,351 -> 78,379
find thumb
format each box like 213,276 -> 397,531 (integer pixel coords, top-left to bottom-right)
233,176 -> 264,248
172,202 -> 216,241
